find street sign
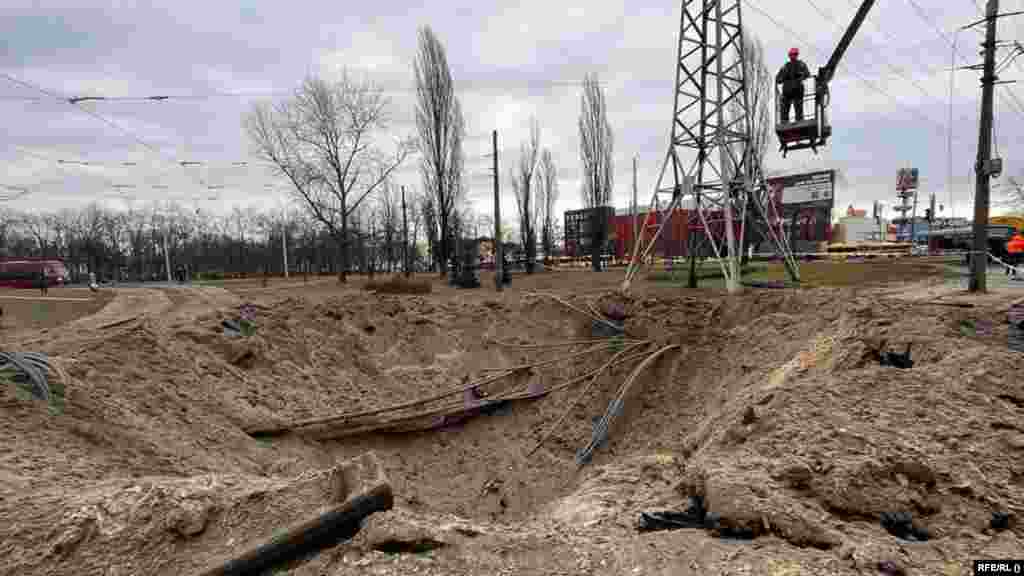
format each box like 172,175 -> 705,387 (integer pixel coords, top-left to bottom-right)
897,168 -> 919,191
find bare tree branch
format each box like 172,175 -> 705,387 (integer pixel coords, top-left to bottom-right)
537,148 -> 560,263
415,25 -> 465,278
578,73 -> 614,271
511,118 -> 541,273
245,70 -> 411,282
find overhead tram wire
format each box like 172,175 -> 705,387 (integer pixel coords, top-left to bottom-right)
901,0 -> 1024,124
804,0 -> 952,110
0,79 -> 608,103
840,0 -> 981,94
1,72 -> 230,195
8,145 -> 125,196
7,145 -> 260,206
995,46 -> 1020,73
741,0 -> 959,141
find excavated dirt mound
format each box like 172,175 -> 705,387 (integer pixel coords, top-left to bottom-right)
1,275 -> 1022,575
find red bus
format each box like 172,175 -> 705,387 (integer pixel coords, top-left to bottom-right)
0,258 -> 69,289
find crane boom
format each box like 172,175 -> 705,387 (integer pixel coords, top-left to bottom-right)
816,0 -> 877,89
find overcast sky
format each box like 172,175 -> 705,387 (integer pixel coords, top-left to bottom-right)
2,0 -> 1023,227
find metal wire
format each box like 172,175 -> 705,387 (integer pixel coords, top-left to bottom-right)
0,351 -> 55,402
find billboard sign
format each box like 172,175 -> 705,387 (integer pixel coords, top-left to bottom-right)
897,168 -> 919,190
766,170 -> 835,207
765,170 -> 835,252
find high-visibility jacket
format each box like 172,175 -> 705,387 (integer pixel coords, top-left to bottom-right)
1007,234 -> 1024,254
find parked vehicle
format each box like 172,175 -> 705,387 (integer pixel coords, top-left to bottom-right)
0,258 -> 69,289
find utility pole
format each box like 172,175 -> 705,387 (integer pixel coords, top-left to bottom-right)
493,129 -> 503,291
402,185 -> 410,278
910,187 -> 919,248
971,0 -> 999,293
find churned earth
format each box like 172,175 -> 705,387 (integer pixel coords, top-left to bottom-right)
0,263 -> 1021,575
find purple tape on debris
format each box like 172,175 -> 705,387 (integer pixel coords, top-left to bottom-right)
463,387 -> 486,409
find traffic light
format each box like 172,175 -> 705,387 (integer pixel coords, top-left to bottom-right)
924,208 -> 932,222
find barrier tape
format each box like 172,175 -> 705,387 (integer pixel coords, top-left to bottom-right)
987,252 -> 1023,275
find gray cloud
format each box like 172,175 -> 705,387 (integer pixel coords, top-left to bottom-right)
2,0 -> 1022,225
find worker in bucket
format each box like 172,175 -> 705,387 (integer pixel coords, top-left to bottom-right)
776,47 -> 811,123
1006,231 -> 1024,278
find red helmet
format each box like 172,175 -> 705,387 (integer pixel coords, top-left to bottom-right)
789,47 -> 800,57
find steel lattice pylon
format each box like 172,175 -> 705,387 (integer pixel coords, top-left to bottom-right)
623,0 -> 799,293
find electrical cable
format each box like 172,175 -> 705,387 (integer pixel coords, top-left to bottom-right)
0,80 -> 608,103
1,72 -> 236,198
8,145 -> 122,196
742,0 -> 956,139
806,0 -> 951,110
995,45 -> 1022,73
900,0 -> 1024,123
843,0 -> 983,117
1005,86 -> 1024,117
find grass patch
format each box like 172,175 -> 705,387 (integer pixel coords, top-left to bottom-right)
647,262 -> 768,284
648,259 -> 946,289
364,275 -> 433,295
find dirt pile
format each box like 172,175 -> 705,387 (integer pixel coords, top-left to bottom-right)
1,278 -> 1022,575
0,463 -> 367,575
0,284 -> 615,574
643,294 -> 1022,571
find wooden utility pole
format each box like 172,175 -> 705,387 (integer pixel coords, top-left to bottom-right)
970,0 -> 999,292
401,185 -> 410,277
493,130 -> 504,291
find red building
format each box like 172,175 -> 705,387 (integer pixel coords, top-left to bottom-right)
565,206 -> 751,261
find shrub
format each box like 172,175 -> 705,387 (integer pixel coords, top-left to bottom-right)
363,275 -> 433,295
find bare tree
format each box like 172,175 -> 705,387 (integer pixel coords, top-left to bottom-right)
102,209 -> 127,280
21,212 -> 52,257
377,182 -> 399,272
537,148 -> 560,264
0,208 -> 14,257
246,72 -> 412,283
730,33 -> 771,183
414,26 -> 465,280
725,33 -> 772,266
408,190 -> 425,271
578,73 -> 614,271
419,192 -> 439,272
511,118 -> 541,274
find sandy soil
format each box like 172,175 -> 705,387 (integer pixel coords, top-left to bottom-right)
0,261 -> 1022,576
0,286 -> 115,333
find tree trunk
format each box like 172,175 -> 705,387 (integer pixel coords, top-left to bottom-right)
338,217 -> 349,283
687,233 -> 698,288
590,210 -> 601,272
438,214 -> 449,280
